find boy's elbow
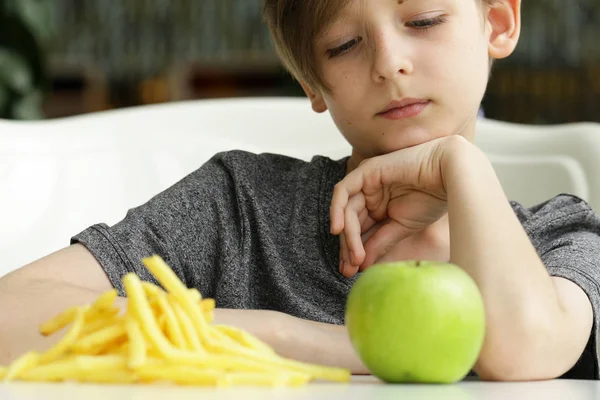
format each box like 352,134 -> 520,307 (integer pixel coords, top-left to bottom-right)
473,319 -> 564,381
475,347 -> 556,381
476,279 -> 594,382
475,355 -> 552,382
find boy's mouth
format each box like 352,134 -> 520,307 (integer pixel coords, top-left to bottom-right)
377,99 -> 431,120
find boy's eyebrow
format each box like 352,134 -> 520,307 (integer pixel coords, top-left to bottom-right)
317,0 -> 411,43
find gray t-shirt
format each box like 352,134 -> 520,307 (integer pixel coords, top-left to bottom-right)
72,150 -> 600,379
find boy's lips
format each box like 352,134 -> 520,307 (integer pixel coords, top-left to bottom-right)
377,99 -> 430,120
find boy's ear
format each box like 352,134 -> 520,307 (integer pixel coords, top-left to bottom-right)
486,0 -> 521,59
299,81 -> 328,113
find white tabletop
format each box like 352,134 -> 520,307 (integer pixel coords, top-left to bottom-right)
1,375 -> 599,400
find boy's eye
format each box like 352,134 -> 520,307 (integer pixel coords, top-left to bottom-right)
406,15 -> 448,30
326,37 -> 363,59
324,16 -> 446,59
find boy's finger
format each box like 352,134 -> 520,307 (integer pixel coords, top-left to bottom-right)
344,195 -> 366,268
330,203 -> 345,235
361,221 -> 414,269
339,232 -> 349,274
359,208 -> 377,234
343,261 -> 360,278
330,185 -> 349,235
340,233 -> 360,277
360,218 -> 387,243
330,172 -> 366,234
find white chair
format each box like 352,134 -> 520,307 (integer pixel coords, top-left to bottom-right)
475,118 -> 600,210
1,97 -> 599,277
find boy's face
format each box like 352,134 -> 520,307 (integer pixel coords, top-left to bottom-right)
302,0 -> 520,160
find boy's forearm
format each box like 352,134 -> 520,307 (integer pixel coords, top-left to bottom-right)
0,276 -> 364,374
216,310 -> 367,373
442,139 -> 563,379
287,316 -> 368,373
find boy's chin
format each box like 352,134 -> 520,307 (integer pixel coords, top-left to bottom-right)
374,127 -> 444,154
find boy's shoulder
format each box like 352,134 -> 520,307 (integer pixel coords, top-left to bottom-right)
206,150 -> 347,185
511,194 -> 597,225
213,149 -> 342,168
510,193 -> 600,248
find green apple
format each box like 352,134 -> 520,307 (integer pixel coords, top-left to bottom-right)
345,260 -> 485,383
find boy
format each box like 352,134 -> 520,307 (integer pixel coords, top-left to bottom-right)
0,0 -> 599,381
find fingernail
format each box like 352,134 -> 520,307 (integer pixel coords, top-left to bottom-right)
350,251 -> 356,266
341,261 -> 348,277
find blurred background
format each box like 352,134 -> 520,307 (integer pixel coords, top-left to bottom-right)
1,0 -> 599,124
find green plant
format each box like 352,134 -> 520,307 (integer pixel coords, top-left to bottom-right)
0,0 -> 53,119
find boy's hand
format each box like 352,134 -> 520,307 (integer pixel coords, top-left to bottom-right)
332,136 -> 463,277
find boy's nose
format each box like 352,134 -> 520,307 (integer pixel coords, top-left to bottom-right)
371,35 -> 414,82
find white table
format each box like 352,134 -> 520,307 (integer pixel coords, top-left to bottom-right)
1,376 -> 598,400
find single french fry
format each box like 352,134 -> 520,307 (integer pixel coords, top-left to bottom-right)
145,345 -> 165,359
75,368 -> 136,384
140,356 -> 167,368
73,323 -> 127,354
39,306 -> 87,364
156,292 -> 186,348
88,290 -> 118,317
19,359 -> 79,382
81,312 -> 121,336
135,365 -> 222,386
146,298 -> 161,318
200,298 -> 215,322
125,317 -> 147,368
39,306 -> 78,336
200,298 -> 215,312
170,296 -> 202,351
74,355 -> 127,371
142,256 -> 189,296
278,358 -> 352,383
114,341 -> 130,355
214,325 -> 276,355
188,289 -> 216,321
203,310 -> 215,323
157,314 -> 167,332
186,354 -> 283,374
204,327 -> 269,359
284,372 -> 313,387
142,282 -> 164,317
4,352 -> 40,381
189,288 -> 202,301
21,356 -> 129,383
142,282 -> 163,297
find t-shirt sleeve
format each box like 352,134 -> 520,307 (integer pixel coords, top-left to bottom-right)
71,153 -> 243,298
513,194 -> 600,379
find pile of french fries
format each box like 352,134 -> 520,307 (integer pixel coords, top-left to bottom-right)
0,255 -> 351,387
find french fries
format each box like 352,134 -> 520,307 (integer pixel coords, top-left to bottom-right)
1,255 -> 351,387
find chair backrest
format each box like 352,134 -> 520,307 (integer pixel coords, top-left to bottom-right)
1,97 -> 599,276
474,118 -> 600,211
